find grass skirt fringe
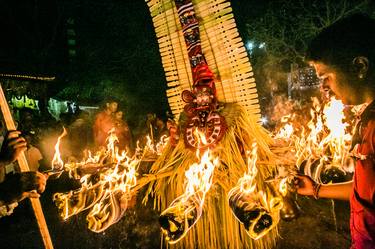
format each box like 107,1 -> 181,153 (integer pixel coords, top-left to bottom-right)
142,103 -> 279,249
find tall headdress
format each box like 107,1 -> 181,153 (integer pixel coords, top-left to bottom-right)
146,0 -> 260,121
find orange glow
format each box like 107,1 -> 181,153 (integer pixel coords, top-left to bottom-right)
53,129 -> 140,233
228,143 -> 282,240
159,132 -> 219,244
51,127 -> 67,170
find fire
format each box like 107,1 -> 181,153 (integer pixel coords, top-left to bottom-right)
184,150 -> 218,199
51,127 -> 67,170
297,98 -> 353,181
273,97 -> 354,182
228,142 -> 282,240
53,128 -> 140,233
274,123 -> 294,140
137,134 -> 170,160
159,146 -> 219,244
145,135 -> 156,155
238,144 -> 258,195
274,115 -> 294,139
278,178 -> 288,197
155,135 -> 169,155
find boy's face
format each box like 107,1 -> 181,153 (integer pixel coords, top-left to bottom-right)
313,62 -> 358,105
115,111 -> 123,119
107,102 -> 118,113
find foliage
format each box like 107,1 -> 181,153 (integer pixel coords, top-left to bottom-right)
242,0 -> 373,115
246,0 -> 373,68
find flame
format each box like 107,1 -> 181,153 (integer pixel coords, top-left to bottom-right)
193,128 -> 208,146
278,178 -> 288,197
145,135 -> 156,154
227,143 -> 282,240
139,134 -> 170,159
274,123 -> 294,139
184,150 -> 218,200
273,97 -> 354,180
51,127 -> 68,170
155,135 -> 169,155
53,130 -> 140,233
238,143 -> 258,195
159,145 -> 219,244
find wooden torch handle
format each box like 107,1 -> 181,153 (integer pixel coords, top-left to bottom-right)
0,84 -> 54,249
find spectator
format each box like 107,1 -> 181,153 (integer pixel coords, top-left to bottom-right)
295,14 -> 375,248
93,98 -> 118,148
154,116 -> 169,142
23,132 -> 43,172
0,130 -> 46,209
114,110 -> 132,152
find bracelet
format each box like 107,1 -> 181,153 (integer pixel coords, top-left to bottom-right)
313,183 -> 321,200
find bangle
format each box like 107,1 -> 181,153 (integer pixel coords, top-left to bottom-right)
313,183 -> 321,200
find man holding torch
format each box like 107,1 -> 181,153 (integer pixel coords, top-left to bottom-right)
296,14 -> 375,249
0,130 -> 46,210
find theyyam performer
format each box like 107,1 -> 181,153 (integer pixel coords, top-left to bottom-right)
143,0 -> 286,248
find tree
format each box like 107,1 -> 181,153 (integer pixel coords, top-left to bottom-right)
243,0 -> 373,116
246,0 -> 373,68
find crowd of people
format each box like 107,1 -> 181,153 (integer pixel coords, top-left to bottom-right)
0,95 -> 170,215
0,13 -> 373,248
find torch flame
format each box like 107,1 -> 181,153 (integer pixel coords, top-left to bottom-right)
53,130 -> 140,233
274,97 -> 354,180
159,144 -> 219,244
238,143 -> 258,195
278,178 -> 288,197
51,127 -> 68,170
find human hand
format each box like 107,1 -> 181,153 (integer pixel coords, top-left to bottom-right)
0,130 -> 27,166
293,175 -> 316,196
0,171 -> 47,205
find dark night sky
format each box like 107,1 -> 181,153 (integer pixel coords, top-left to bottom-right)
0,0 -> 265,117
0,0 -> 262,73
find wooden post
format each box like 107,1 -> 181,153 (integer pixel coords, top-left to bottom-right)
0,84 -> 54,249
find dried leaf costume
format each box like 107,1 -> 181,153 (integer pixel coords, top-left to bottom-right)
144,0 -> 280,248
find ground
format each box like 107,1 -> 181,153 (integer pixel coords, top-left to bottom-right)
0,173 -> 351,249
276,197 -> 351,249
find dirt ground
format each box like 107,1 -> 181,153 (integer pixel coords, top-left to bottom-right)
276,197 -> 351,249
0,175 -> 351,249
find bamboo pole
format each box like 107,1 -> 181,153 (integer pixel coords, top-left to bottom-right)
0,84 -> 54,249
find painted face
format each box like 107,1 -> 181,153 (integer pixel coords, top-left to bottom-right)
195,89 -> 211,106
313,62 -> 356,105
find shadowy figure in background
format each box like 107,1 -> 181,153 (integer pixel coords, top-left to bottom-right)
145,113 -> 156,142
23,132 -> 43,172
93,98 -> 118,148
67,110 -> 91,160
60,102 -> 91,161
17,108 -> 41,139
154,116 -> 169,142
114,110 -> 132,153
295,14 -> 375,249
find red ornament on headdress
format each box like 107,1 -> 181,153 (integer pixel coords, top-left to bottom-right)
175,0 -> 226,150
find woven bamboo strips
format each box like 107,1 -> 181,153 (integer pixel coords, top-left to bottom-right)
0,84 -> 54,249
148,0 -> 260,118
195,0 -> 260,117
149,0 -> 193,119
196,0 -> 260,115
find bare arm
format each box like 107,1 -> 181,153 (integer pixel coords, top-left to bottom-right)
0,130 -> 27,168
295,175 -> 352,201
318,181 -> 352,200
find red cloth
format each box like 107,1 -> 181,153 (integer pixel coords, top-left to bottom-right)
351,102 -> 375,249
93,111 -> 115,147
